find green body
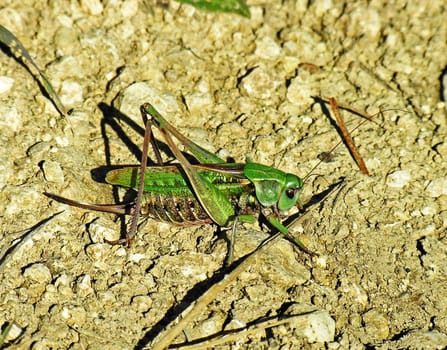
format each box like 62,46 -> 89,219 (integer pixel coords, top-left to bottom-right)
105,164 -> 257,225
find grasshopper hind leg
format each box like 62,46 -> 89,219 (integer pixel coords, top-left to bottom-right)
43,192 -> 135,245
43,192 -> 130,215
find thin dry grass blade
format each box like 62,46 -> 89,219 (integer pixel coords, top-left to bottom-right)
329,97 -> 370,175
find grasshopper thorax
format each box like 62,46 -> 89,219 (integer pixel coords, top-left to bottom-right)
243,161 -> 304,212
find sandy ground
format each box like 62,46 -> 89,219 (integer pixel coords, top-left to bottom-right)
1,1 -> 447,349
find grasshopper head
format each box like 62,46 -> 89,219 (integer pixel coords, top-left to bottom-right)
243,162 -> 304,212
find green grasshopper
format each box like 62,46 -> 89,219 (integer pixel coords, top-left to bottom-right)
45,103 -> 317,254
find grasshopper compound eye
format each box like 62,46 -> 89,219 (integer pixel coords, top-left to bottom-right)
278,174 -> 304,211
285,188 -> 296,199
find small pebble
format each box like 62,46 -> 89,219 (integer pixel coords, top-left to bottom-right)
23,263 -> 52,284
66,109 -> 91,138
315,255 -> 328,268
240,66 -> 281,100
47,56 -> 84,80
0,76 -> 14,94
79,30 -> 120,66
188,313 -> 226,340
0,8 -> 23,34
42,160 -> 65,184
0,105 -> 21,133
80,0 -> 103,15
128,253 -> 146,263
27,141 -> 52,159
121,0 -> 138,17
60,80 -> 83,107
362,309 -> 390,340
75,274 -> 94,297
60,305 -> 87,327
386,170 -> 411,188
255,36 -> 282,59
113,82 -> 180,122
131,295 -> 153,313
421,203 -> 438,216
349,8 -> 381,38
54,28 -> 80,56
183,92 -> 214,114
88,217 -> 119,243
286,76 -> 317,105
426,177 -> 447,197
85,243 -> 110,262
295,310 -> 336,343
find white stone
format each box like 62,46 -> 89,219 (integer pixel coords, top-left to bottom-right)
80,0 -> 103,15
314,0 -> 333,16
362,309 -> 390,340
286,76 -> 317,105
386,170 -> 411,188
315,255 -> 328,268
27,141 -> 52,158
421,203 -> 438,216
42,160 -> 65,184
128,253 -> 146,263
0,8 -> 23,34
121,0 -> 138,17
0,105 -> 21,133
255,36 -> 282,59
114,82 -> 180,123
426,177 -> 447,197
350,8 -> 381,38
183,92 -> 214,114
75,274 -> 94,297
115,247 -> 127,257
88,217 -> 119,243
0,76 -> 14,94
79,31 -> 120,64
85,243 -> 111,263
54,28 -> 80,56
298,310 -> 336,343
60,80 -> 83,107
60,305 -> 87,327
